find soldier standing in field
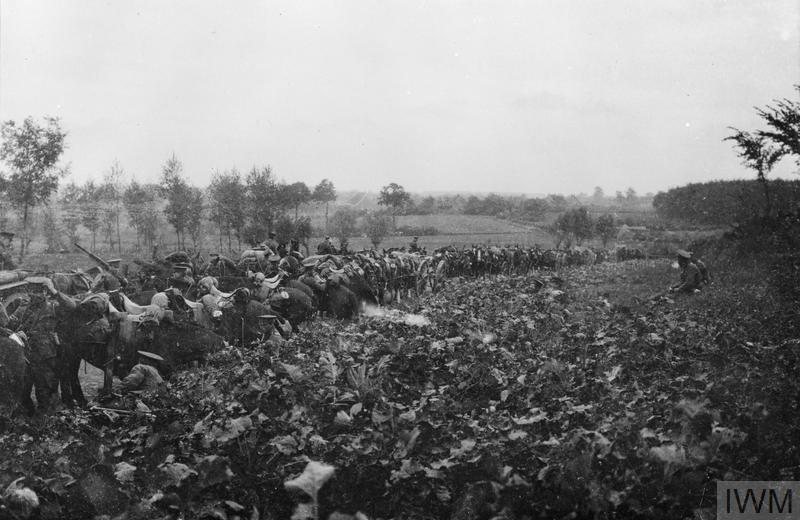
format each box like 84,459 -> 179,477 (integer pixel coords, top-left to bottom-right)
409,236 -> 420,253
9,279 -> 79,412
0,231 -> 17,270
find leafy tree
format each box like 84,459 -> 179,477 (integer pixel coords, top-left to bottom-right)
416,196 -> 437,215
483,193 -> 509,216
286,182 -> 312,220
755,84 -> 800,166
59,181 -> 82,246
185,186 -> 205,251
378,183 -> 412,227
520,198 -> 549,221
330,207 -> 358,246
463,195 -> 484,215
78,181 -> 102,250
208,169 -> 246,252
593,186 -> 604,201
364,211 -> 392,249
595,214 -> 618,247
547,194 -> 568,212
625,187 -> 637,202
272,216 -> 314,255
124,180 -> 161,251
160,154 -> 197,250
97,161 -> 125,253
0,117 -> 68,259
554,207 -> 594,247
245,166 -> 281,244
725,129 -> 784,218
312,179 -> 337,232
41,206 -> 63,253
615,191 -> 625,204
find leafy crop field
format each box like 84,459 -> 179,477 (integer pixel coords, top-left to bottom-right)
1,257 -> 796,519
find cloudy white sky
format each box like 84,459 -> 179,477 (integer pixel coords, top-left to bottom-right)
1,0 -> 798,195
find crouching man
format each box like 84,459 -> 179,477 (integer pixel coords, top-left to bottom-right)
115,351 -> 164,394
669,249 -> 703,295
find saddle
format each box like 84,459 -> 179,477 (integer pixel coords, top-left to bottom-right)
107,300 -> 169,324
118,293 -> 150,315
258,272 -> 283,290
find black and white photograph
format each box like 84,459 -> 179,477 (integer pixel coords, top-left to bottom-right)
0,1 -> 798,519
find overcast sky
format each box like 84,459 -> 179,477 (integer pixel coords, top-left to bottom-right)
1,1 -> 798,196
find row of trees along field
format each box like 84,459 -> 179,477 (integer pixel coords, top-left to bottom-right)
392,188 -> 652,222
0,117 -> 340,258
0,117 -> 631,259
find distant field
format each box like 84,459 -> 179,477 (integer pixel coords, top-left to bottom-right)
12,209 -> 716,271
395,214 -> 533,234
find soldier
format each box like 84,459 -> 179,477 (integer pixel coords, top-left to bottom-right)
266,254 -> 282,276
0,231 -> 17,270
9,278 -> 78,412
669,250 -> 703,294
90,259 -> 126,292
339,238 -> 350,255
409,236 -> 420,253
278,249 -> 300,277
115,351 -> 164,393
289,238 -> 304,260
264,231 -> 280,255
317,236 -> 335,255
691,253 -> 711,285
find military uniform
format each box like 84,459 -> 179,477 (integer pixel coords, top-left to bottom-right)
693,259 -> 710,285
264,234 -> 280,255
317,238 -> 337,255
11,295 -> 68,411
673,261 -> 703,293
0,251 -> 17,270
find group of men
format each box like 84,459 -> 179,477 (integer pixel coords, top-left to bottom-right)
0,272 -> 163,414
317,235 -> 424,255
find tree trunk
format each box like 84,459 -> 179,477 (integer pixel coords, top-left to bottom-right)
116,211 -> 122,254
759,172 -> 772,219
19,203 -> 29,261
218,214 -> 224,252
325,203 -> 329,233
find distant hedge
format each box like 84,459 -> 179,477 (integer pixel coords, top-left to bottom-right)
653,179 -> 800,226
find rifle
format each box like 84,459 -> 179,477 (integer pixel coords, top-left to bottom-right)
74,243 -> 127,287
644,288 -> 672,301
